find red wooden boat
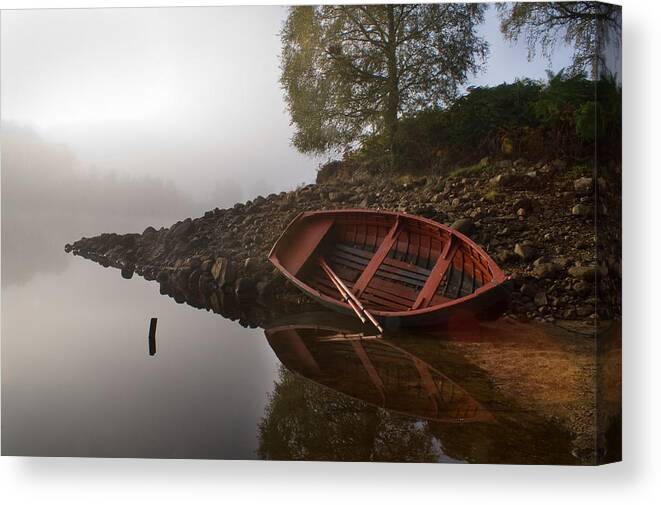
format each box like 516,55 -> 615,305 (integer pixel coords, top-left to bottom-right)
268,209 -> 511,330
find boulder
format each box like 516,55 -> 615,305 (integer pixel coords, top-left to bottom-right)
235,277 -> 256,298
571,204 -> 592,216
573,280 -> 592,296
574,177 -> 594,195
534,291 -> 548,307
211,257 -> 237,288
170,219 -> 194,238
494,250 -> 517,265
512,197 -> 536,213
532,262 -> 562,279
568,265 -> 598,281
520,283 -> 537,297
244,257 -> 260,272
514,243 -> 536,261
451,218 -> 475,236
576,304 -> 595,317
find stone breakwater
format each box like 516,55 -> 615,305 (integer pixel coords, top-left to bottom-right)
66,158 -> 621,328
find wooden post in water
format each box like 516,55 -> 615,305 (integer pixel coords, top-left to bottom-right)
148,317 -> 157,356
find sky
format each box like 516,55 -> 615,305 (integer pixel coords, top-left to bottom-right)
0,4 -> 575,205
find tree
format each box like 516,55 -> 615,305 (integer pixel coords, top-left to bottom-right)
280,4 -> 488,165
498,2 -> 622,78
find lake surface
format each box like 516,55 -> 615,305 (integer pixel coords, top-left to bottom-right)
2,244 -> 619,464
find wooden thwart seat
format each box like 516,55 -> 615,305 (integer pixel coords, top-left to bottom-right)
323,229 -> 466,312
351,218 -> 403,297
411,234 -> 462,310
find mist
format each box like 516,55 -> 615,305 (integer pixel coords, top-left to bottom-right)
0,6 -> 323,286
1,6 -> 321,205
1,5 -> 577,286
1,123 -> 203,285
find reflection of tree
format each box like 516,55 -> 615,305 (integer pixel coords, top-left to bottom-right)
257,366 -> 444,462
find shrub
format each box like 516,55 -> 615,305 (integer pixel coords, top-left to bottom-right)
346,72 -> 621,175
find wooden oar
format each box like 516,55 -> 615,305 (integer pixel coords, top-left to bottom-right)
322,267 -> 366,324
319,260 -> 366,323
319,259 -> 384,334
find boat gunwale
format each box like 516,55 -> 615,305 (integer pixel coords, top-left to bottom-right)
268,208 -> 510,318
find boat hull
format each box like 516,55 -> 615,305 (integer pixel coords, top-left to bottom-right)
268,209 -> 511,329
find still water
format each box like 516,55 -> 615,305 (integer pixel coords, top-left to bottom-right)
2,245 -> 618,464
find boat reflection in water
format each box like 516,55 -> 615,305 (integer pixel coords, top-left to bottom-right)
259,312 -> 620,464
265,314 -> 493,424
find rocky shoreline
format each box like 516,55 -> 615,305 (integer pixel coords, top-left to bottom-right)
66,157 -> 621,330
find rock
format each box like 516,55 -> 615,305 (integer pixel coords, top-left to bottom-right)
256,280 -> 272,297
211,257 -> 237,288
520,283 -> 536,297
568,265 -> 598,281
514,243 -> 536,261
571,204 -> 591,216
416,205 -> 441,219
244,257 -> 260,272
494,159 -> 512,169
235,277 -> 256,298
494,250 -> 517,265
451,218 -> 475,236
573,280 -> 592,296
512,197 -> 535,213
170,218 -> 194,238
64,159 -> 609,324
534,291 -> 548,307
552,159 -> 567,171
552,257 -> 572,269
532,262 -> 562,279
574,177 -> 594,195
576,304 -> 595,317
188,269 -> 201,287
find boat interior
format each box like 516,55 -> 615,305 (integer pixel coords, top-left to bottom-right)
281,212 -> 496,313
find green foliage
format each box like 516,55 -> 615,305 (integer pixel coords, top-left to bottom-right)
348,72 -> 621,173
498,2 -> 622,78
280,4 -> 488,158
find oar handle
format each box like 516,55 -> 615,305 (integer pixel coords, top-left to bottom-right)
320,259 -> 383,334
320,261 -> 366,324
